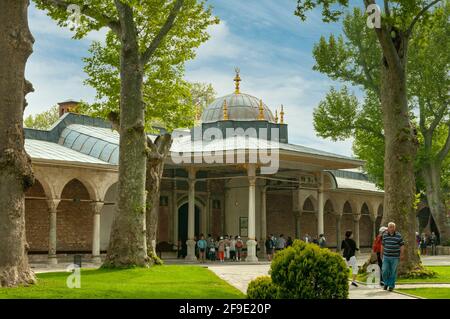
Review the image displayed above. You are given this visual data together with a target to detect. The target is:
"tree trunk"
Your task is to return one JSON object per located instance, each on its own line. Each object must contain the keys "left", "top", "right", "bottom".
{"left": 380, "top": 32, "right": 421, "bottom": 274}
{"left": 422, "top": 163, "right": 450, "bottom": 243}
{"left": 146, "top": 135, "right": 172, "bottom": 261}
{"left": 0, "top": 0, "right": 36, "bottom": 287}
{"left": 103, "top": 1, "right": 148, "bottom": 268}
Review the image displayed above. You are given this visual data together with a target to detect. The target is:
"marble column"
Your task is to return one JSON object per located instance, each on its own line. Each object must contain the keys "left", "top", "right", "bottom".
{"left": 91, "top": 202, "right": 103, "bottom": 263}
{"left": 335, "top": 213, "right": 342, "bottom": 252}
{"left": 47, "top": 199, "right": 60, "bottom": 265}
{"left": 317, "top": 172, "right": 324, "bottom": 236}
{"left": 185, "top": 167, "right": 197, "bottom": 261}
{"left": 260, "top": 185, "right": 267, "bottom": 258}
{"left": 246, "top": 164, "right": 258, "bottom": 262}
{"left": 223, "top": 186, "right": 228, "bottom": 235}
{"left": 203, "top": 180, "right": 210, "bottom": 235}
{"left": 353, "top": 214, "right": 361, "bottom": 254}
{"left": 172, "top": 179, "right": 178, "bottom": 246}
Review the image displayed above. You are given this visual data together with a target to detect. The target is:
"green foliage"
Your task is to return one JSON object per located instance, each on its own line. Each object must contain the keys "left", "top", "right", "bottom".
{"left": 269, "top": 241, "right": 348, "bottom": 299}
{"left": 313, "top": 86, "right": 358, "bottom": 141}
{"left": 399, "top": 267, "right": 437, "bottom": 280}
{"left": 295, "top": 0, "right": 438, "bottom": 31}
{"left": 312, "top": 8, "right": 380, "bottom": 93}
{"left": 246, "top": 276, "right": 278, "bottom": 299}
{"left": 311, "top": 4, "right": 449, "bottom": 191}
{"left": 35, "top": 0, "right": 219, "bottom": 132}
{"left": 24, "top": 105, "right": 59, "bottom": 130}
{"left": 190, "top": 82, "right": 216, "bottom": 119}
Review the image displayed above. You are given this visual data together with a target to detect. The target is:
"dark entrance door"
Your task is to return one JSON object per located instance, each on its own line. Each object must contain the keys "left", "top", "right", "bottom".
{"left": 178, "top": 203, "right": 200, "bottom": 257}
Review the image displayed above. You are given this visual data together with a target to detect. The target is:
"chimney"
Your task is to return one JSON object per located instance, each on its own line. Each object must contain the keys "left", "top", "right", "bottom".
{"left": 58, "top": 100, "right": 79, "bottom": 117}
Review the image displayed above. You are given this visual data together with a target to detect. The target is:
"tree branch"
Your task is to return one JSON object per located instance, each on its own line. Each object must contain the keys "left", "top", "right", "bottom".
{"left": 384, "top": 0, "right": 391, "bottom": 18}
{"left": 406, "top": 0, "right": 443, "bottom": 37}
{"left": 353, "top": 32, "right": 380, "bottom": 97}
{"left": 364, "top": 0, "right": 403, "bottom": 74}
{"left": 39, "top": 0, "right": 121, "bottom": 35}
{"left": 156, "top": 134, "right": 173, "bottom": 155}
{"left": 428, "top": 102, "right": 448, "bottom": 135}
{"left": 146, "top": 134, "right": 172, "bottom": 160}
{"left": 140, "top": 0, "right": 184, "bottom": 66}
{"left": 436, "top": 122, "right": 450, "bottom": 164}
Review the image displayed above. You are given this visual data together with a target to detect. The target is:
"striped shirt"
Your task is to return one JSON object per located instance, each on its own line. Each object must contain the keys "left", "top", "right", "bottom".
{"left": 382, "top": 231, "right": 404, "bottom": 258}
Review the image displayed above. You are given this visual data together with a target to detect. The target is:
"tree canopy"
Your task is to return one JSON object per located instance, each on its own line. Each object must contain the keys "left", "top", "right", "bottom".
{"left": 24, "top": 104, "right": 59, "bottom": 130}
{"left": 312, "top": 6, "right": 449, "bottom": 189}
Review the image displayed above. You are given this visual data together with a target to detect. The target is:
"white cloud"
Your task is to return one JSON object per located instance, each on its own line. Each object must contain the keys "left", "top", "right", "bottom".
{"left": 194, "top": 21, "right": 243, "bottom": 60}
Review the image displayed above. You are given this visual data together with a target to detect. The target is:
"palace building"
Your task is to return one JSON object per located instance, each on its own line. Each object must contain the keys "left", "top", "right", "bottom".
{"left": 24, "top": 73, "right": 384, "bottom": 263}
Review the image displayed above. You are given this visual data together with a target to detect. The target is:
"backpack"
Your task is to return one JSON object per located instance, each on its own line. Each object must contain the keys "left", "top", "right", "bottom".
{"left": 235, "top": 240, "right": 243, "bottom": 249}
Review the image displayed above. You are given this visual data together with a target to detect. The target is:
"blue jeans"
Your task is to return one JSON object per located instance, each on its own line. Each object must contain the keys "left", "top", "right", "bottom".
{"left": 382, "top": 256, "right": 400, "bottom": 288}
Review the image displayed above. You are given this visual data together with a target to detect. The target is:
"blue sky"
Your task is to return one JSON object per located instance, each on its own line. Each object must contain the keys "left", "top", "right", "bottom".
{"left": 25, "top": 0, "right": 364, "bottom": 156}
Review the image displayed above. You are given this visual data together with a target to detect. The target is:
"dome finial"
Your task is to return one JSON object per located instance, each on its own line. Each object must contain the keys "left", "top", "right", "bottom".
{"left": 223, "top": 99, "right": 229, "bottom": 120}
{"left": 275, "top": 110, "right": 279, "bottom": 123}
{"left": 234, "top": 67, "right": 241, "bottom": 94}
{"left": 258, "top": 99, "right": 265, "bottom": 120}
{"left": 280, "top": 104, "right": 284, "bottom": 124}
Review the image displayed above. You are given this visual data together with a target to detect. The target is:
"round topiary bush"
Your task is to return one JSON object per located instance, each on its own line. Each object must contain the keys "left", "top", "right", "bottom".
{"left": 246, "top": 276, "right": 278, "bottom": 299}
{"left": 269, "top": 240, "right": 349, "bottom": 299}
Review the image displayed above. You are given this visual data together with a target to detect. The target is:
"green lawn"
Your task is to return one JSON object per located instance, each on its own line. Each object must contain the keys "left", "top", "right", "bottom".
{"left": 397, "top": 288, "right": 450, "bottom": 299}
{"left": 396, "top": 266, "right": 450, "bottom": 284}
{"left": 0, "top": 265, "right": 244, "bottom": 299}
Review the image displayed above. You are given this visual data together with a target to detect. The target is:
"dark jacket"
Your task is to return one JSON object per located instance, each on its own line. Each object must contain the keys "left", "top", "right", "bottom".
{"left": 341, "top": 238, "right": 358, "bottom": 261}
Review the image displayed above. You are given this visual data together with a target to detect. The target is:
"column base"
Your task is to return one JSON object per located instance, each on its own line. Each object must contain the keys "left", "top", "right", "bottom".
{"left": 92, "top": 256, "right": 102, "bottom": 264}
{"left": 185, "top": 239, "right": 197, "bottom": 262}
{"left": 48, "top": 255, "right": 58, "bottom": 265}
{"left": 245, "top": 240, "right": 258, "bottom": 262}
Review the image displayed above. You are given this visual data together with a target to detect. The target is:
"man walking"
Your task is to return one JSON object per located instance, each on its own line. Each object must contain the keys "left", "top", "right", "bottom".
{"left": 381, "top": 222, "right": 404, "bottom": 291}
{"left": 341, "top": 230, "right": 359, "bottom": 287}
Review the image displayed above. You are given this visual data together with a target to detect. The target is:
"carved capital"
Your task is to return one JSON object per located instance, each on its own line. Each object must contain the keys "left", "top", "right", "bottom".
{"left": 46, "top": 199, "right": 60, "bottom": 214}
{"left": 91, "top": 202, "right": 104, "bottom": 215}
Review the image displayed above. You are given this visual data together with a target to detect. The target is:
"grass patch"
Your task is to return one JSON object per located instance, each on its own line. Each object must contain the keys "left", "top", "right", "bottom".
{"left": 398, "top": 266, "right": 450, "bottom": 284}
{"left": 0, "top": 265, "right": 244, "bottom": 299}
{"left": 397, "top": 288, "right": 450, "bottom": 299}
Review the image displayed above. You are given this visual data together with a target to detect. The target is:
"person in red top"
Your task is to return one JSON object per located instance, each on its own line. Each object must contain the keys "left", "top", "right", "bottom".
{"left": 373, "top": 226, "right": 387, "bottom": 286}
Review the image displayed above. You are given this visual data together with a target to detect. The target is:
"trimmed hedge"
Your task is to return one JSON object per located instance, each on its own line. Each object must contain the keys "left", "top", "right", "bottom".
{"left": 247, "top": 240, "right": 349, "bottom": 299}
{"left": 246, "top": 276, "right": 278, "bottom": 299}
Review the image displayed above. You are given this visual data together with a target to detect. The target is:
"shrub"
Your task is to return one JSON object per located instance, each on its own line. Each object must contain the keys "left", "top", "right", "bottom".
{"left": 149, "top": 251, "right": 164, "bottom": 265}
{"left": 246, "top": 276, "right": 278, "bottom": 299}
{"left": 399, "top": 267, "right": 437, "bottom": 279}
{"left": 269, "top": 240, "right": 349, "bottom": 299}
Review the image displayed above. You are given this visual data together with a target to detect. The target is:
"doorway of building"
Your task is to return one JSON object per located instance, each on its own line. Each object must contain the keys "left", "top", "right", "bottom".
{"left": 178, "top": 203, "right": 200, "bottom": 258}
